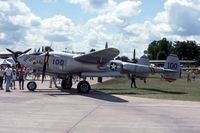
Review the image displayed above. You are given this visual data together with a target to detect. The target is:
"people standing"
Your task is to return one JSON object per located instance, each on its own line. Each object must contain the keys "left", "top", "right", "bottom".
{"left": 12, "top": 66, "right": 17, "bottom": 90}
{"left": 191, "top": 71, "right": 196, "bottom": 81}
{"left": 187, "top": 70, "right": 192, "bottom": 82}
{"left": 49, "top": 76, "right": 58, "bottom": 88}
{"left": 0, "top": 66, "right": 4, "bottom": 90}
{"left": 4, "top": 65, "right": 13, "bottom": 92}
{"left": 18, "top": 66, "right": 25, "bottom": 90}
{"left": 131, "top": 73, "right": 137, "bottom": 88}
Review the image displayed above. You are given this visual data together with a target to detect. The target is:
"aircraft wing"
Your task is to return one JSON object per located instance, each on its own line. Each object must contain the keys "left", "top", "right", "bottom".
{"left": 150, "top": 60, "right": 196, "bottom": 65}
{"left": 74, "top": 48, "right": 120, "bottom": 64}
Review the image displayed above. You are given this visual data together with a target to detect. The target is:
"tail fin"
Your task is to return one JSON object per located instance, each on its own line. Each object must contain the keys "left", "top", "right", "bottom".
{"left": 136, "top": 55, "right": 150, "bottom": 79}
{"left": 138, "top": 55, "right": 150, "bottom": 66}
{"left": 163, "top": 54, "right": 180, "bottom": 82}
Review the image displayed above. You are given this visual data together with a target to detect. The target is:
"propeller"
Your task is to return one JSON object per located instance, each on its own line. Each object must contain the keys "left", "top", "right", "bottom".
{"left": 6, "top": 48, "right": 31, "bottom": 61}
{"left": 41, "top": 51, "right": 49, "bottom": 83}
{"left": 132, "top": 48, "right": 137, "bottom": 63}
{"left": 23, "top": 48, "right": 32, "bottom": 54}
{"left": 105, "top": 42, "right": 108, "bottom": 49}
{"left": 37, "top": 48, "right": 40, "bottom": 52}
{"left": 42, "top": 46, "right": 44, "bottom": 52}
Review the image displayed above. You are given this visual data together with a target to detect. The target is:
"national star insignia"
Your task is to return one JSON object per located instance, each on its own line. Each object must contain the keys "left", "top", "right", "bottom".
{"left": 110, "top": 62, "right": 117, "bottom": 71}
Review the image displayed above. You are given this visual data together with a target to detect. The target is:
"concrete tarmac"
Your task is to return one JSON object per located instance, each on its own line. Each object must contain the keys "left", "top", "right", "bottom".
{"left": 0, "top": 79, "right": 200, "bottom": 133}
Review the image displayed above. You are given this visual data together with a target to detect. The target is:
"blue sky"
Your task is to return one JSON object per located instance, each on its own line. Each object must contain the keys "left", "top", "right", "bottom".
{"left": 22, "top": 0, "right": 165, "bottom": 23}
{"left": 0, "top": 0, "right": 200, "bottom": 58}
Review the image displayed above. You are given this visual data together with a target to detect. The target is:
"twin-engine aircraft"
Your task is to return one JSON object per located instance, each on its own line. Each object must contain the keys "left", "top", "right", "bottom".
{"left": 17, "top": 48, "right": 180, "bottom": 93}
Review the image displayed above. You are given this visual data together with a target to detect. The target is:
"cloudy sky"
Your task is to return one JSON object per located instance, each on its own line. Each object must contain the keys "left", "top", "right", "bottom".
{"left": 0, "top": 0, "right": 200, "bottom": 58}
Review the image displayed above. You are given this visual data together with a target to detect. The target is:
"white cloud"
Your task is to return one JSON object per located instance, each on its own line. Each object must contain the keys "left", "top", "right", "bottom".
{"left": 165, "top": 0, "right": 200, "bottom": 35}
{"left": 0, "top": 0, "right": 42, "bottom": 48}
{"left": 1, "top": 0, "right": 200, "bottom": 59}
{"left": 0, "top": 1, "right": 10, "bottom": 12}
{"left": 41, "top": 15, "right": 75, "bottom": 42}
{"left": 0, "top": 33, "right": 6, "bottom": 40}
{"left": 68, "top": 0, "right": 108, "bottom": 10}
{"left": 134, "top": 0, "right": 200, "bottom": 51}
{"left": 115, "top": 1, "right": 141, "bottom": 18}
{"left": 71, "top": 0, "right": 141, "bottom": 55}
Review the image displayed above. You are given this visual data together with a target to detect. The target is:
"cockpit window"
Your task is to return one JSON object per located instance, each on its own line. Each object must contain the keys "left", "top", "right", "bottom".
{"left": 30, "top": 52, "right": 43, "bottom": 55}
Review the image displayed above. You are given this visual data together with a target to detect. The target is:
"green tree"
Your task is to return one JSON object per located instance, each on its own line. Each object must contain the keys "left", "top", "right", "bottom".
{"left": 173, "top": 40, "right": 199, "bottom": 60}
{"left": 148, "top": 38, "right": 173, "bottom": 60}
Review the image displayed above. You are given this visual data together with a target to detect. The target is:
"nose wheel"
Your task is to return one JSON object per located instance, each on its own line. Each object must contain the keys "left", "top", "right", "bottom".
{"left": 27, "top": 81, "right": 37, "bottom": 91}
{"left": 77, "top": 81, "right": 91, "bottom": 93}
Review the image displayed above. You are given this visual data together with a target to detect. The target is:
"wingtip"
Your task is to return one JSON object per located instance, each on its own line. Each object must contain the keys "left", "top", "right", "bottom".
{"left": 108, "top": 48, "right": 120, "bottom": 55}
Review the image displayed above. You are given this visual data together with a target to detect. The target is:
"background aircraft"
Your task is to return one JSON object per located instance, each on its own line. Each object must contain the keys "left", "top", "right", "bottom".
{"left": 17, "top": 48, "right": 180, "bottom": 93}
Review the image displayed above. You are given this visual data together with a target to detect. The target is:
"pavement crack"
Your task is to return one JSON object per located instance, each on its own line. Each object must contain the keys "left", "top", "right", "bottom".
{"left": 65, "top": 104, "right": 100, "bottom": 133}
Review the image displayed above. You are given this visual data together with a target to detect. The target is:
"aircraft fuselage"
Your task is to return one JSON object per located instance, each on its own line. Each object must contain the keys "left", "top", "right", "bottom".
{"left": 18, "top": 52, "right": 100, "bottom": 75}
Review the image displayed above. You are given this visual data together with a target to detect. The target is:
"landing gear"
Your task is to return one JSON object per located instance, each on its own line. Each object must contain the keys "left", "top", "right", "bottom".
{"left": 27, "top": 81, "right": 37, "bottom": 91}
{"left": 61, "top": 77, "right": 72, "bottom": 90}
{"left": 77, "top": 80, "right": 91, "bottom": 93}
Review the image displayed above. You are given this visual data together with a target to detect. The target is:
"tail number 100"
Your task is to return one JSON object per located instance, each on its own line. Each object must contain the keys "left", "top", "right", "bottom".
{"left": 167, "top": 63, "right": 177, "bottom": 69}
{"left": 53, "top": 59, "right": 64, "bottom": 66}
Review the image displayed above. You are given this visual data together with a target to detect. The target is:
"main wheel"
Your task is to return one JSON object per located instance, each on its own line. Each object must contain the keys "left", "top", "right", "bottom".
{"left": 27, "top": 81, "right": 37, "bottom": 91}
{"left": 77, "top": 81, "right": 91, "bottom": 93}
{"left": 61, "top": 79, "right": 72, "bottom": 89}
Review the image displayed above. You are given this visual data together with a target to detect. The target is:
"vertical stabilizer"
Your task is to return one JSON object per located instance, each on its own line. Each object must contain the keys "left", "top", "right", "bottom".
{"left": 163, "top": 54, "right": 180, "bottom": 82}
{"left": 136, "top": 55, "right": 150, "bottom": 78}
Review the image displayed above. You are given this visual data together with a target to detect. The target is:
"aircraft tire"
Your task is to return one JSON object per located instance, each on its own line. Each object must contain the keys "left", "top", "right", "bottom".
{"left": 61, "top": 79, "right": 72, "bottom": 89}
{"left": 77, "top": 81, "right": 91, "bottom": 93}
{"left": 27, "top": 81, "right": 37, "bottom": 91}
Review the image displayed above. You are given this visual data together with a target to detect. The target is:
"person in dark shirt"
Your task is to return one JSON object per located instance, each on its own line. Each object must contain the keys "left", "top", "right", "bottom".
{"left": 18, "top": 67, "right": 25, "bottom": 90}
{"left": 131, "top": 73, "right": 137, "bottom": 88}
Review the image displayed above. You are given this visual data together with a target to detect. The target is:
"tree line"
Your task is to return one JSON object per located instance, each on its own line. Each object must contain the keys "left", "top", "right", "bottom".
{"left": 147, "top": 38, "right": 200, "bottom": 65}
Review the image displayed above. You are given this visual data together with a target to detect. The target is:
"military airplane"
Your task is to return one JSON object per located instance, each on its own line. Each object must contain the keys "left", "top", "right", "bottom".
{"left": 17, "top": 48, "right": 180, "bottom": 93}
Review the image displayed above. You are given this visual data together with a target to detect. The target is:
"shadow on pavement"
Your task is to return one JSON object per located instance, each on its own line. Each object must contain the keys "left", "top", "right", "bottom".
{"left": 139, "top": 88, "right": 187, "bottom": 94}
{"left": 24, "top": 87, "right": 128, "bottom": 103}
{"left": 82, "top": 90, "right": 128, "bottom": 103}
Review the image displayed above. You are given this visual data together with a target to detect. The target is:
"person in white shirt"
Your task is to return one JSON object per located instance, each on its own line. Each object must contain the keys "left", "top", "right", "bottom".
{"left": 4, "top": 65, "right": 13, "bottom": 92}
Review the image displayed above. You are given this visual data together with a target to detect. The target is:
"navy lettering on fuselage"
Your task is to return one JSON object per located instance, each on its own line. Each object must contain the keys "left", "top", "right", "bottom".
{"left": 52, "top": 59, "right": 64, "bottom": 66}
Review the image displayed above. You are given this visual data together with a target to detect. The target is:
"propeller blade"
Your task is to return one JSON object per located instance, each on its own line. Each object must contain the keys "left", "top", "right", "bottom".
{"left": 23, "top": 48, "right": 32, "bottom": 54}
{"left": 42, "top": 46, "right": 44, "bottom": 52}
{"left": 105, "top": 42, "right": 108, "bottom": 49}
{"left": 132, "top": 48, "right": 137, "bottom": 63}
{"left": 6, "top": 48, "right": 15, "bottom": 54}
{"left": 37, "top": 48, "right": 40, "bottom": 52}
{"left": 6, "top": 49, "right": 18, "bottom": 61}
{"left": 41, "top": 52, "right": 49, "bottom": 83}
{"left": 133, "top": 49, "right": 136, "bottom": 60}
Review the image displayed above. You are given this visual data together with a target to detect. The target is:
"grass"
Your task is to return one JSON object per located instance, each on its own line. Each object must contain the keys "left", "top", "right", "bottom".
{"left": 92, "top": 73, "right": 200, "bottom": 101}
